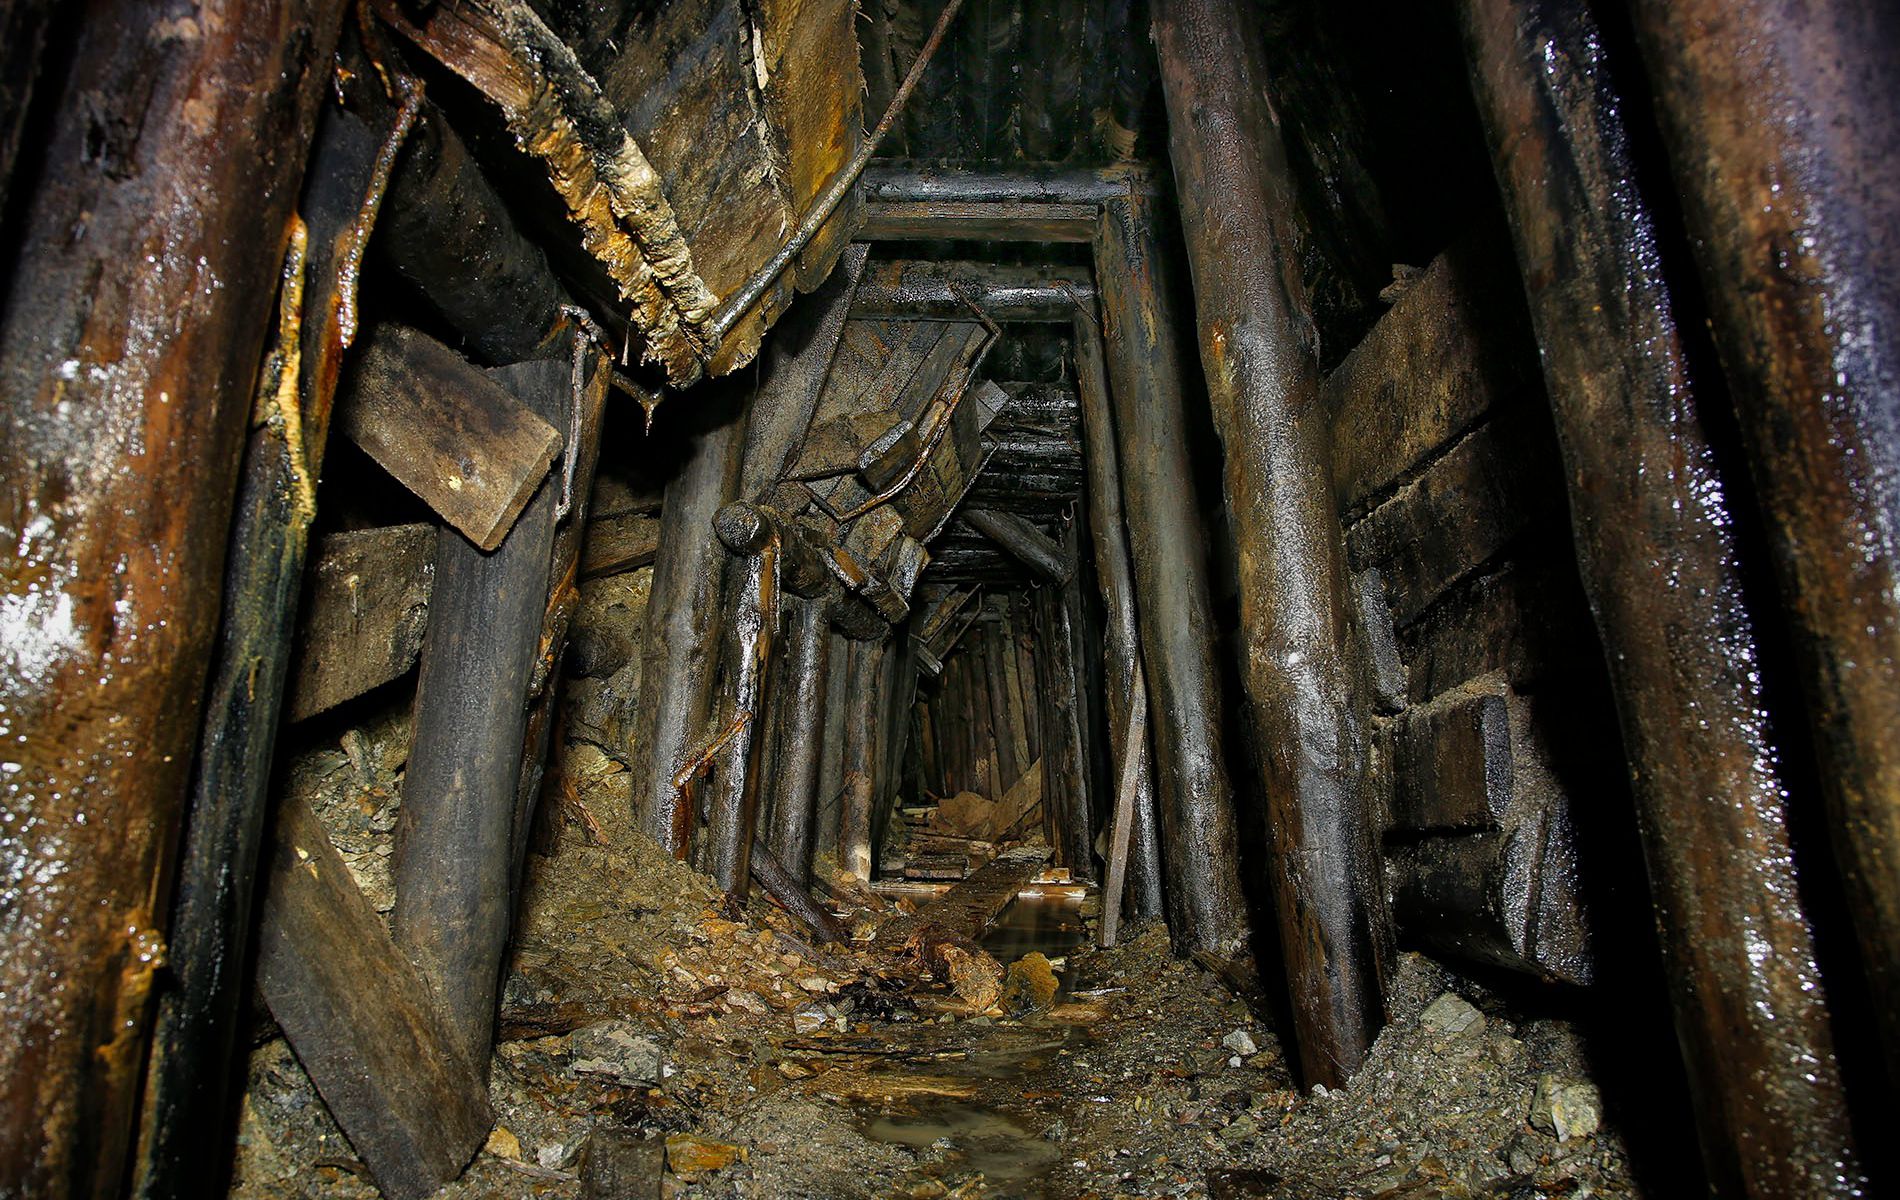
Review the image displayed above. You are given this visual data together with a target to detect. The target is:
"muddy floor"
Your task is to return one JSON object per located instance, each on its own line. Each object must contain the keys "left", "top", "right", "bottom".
{"left": 232, "top": 700, "right": 1646, "bottom": 1200}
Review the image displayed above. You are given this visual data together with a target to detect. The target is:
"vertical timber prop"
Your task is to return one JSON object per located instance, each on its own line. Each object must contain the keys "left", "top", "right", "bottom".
{"left": 839, "top": 634, "right": 891, "bottom": 882}
{"left": 1038, "top": 532, "right": 1099, "bottom": 882}
{"left": 767, "top": 572, "right": 836, "bottom": 887}
{"left": 1075, "top": 313, "right": 1164, "bottom": 918}
{"left": 1092, "top": 193, "right": 1252, "bottom": 969}
{"left": 135, "top": 92, "right": 421, "bottom": 1200}
{"left": 704, "top": 503, "right": 783, "bottom": 895}
{"left": 631, "top": 401, "right": 748, "bottom": 856}
{"left": 512, "top": 336, "right": 613, "bottom": 887}
{"left": 0, "top": 2, "right": 346, "bottom": 1193}
{"left": 1625, "top": 0, "right": 1900, "bottom": 1089}
{"left": 1459, "top": 0, "right": 1865, "bottom": 1192}
{"left": 390, "top": 358, "right": 570, "bottom": 1074}
{"left": 1154, "top": 0, "right": 1389, "bottom": 1088}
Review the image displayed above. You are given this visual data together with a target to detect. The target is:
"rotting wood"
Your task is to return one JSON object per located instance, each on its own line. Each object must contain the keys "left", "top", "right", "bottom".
{"left": 839, "top": 634, "right": 891, "bottom": 881}
{"left": 338, "top": 324, "right": 564, "bottom": 551}
{"left": 375, "top": 0, "right": 720, "bottom": 383}
{"left": 580, "top": 512, "right": 662, "bottom": 579}
{"left": 1345, "top": 407, "right": 1559, "bottom": 628}
{"left": 964, "top": 510, "right": 1073, "bottom": 585}
{"left": 898, "top": 848, "right": 1052, "bottom": 943}
{"left": 511, "top": 340, "right": 613, "bottom": 895}
{"left": 1075, "top": 311, "right": 1163, "bottom": 918}
{"left": 1626, "top": 0, "right": 1900, "bottom": 1094}
{"left": 355, "top": 82, "right": 569, "bottom": 366}
{"left": 1100, "top": 675, "right": 1150, "bottom": 948}
{"left": 255, "top": 797, "right": 491, "bottom": 1200}
{"left": 738, "top": 245, "right": 871, "bottom": 502}
{"left": 1093, "top": 192, "right": 1252, "bottom": 968}
{"left": 860, "top": 201, "right": 1099, "bottom": 244}
{"left": 705, "top": 503, "right": 782, "bottom": 895}
{"left": 1460, "top": 0, "right": 1865, "bottom": 1189}
{"left": 0, "top": 2, "right": 345, "bottom": 1191}
{"left": 136, "top": 94, "right": 420, "bottom": 1200}
{"left": 285, "top": 524, "right": 436, "bottom": 722}
{"left": 860, "top": 160, "right": 1161, "bottom": 206}
{"left": 390, "top": 359, "right": 567, "bottom": 1074}
{"left": 1323, "top": 233, "right": 1534, "bottom": 516}
{"left": 1155, "top": 0, "right": 1389, "bottom": 1088}
{"left": 766, "top": 589, "right": 834, "bottom": 886}
{"left": 851, "top": 261, "right": 1096, "bottom": 324}
{"left": 630, "top": 392, "right": 748, "bottom": 856}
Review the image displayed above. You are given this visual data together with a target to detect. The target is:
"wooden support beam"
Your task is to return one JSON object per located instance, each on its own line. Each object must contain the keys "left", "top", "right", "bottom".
{"left": 286, "top": 524, "right": 436, "bottom": 722}
{"left": 705, "top": 504, "right": 782, "bottom": 895}
{"left": 839, "top": 634, "right": 890, "bottom": 881}
{"left": 963, "top": 509, "right": 1073, "bottom": 584}
{"left": 510, "top": 344, "right": 611, "bottom": 895}
{"left": 1459, "top": 0, "right": 1866, "bottom": 1189}
{"left": 135, "top": 101, "right": 415, "bottom": 1200}
{"left": 0, "top": 2, "right": 345, "bottom": 1190}
{"left": 738, "top": 244, "right": 870, "bottom": 501}
{"left": 390, "top": 359, "right": 566, "bottom": 1073}
{"left": 851, "top": 260, "right": 1094, "bottom": 323}
{"left": 629, "top": 396, "right": 747, "bottom": 856}
{"left": 1076, "top": 313, "right": 1164, "bottom": 919}
{"left": 338, "top": 325, "right": 564, "bottom": 551}
{"left": 255, "top": 798, "right": 491, "bottom": 1200}
{"left": 1627, "top": 0, "right": 1900, "bottom": 1094}
{"left": 1038, "top": 540, "right": 1098, "bottom": 882}
{"left": 860, "top": 201, "right": 1098, "bottom": 244}
{"left": 766, "top": 591, "right": 834, "bottom": 886}
{"left": 365, "top": 91, "right": 568, "bottom": 366}
{"left": 861, "top": 160, "right": 1160, "bottom": 206}
{"left": 580, "top": 512, "right": 662, "bottom": 580}
{"left": 1092, "top": 193, "right": 1252, "bottom": 969}
{"left": 900, "top": 848, "right": 1052, "bottom": 942}
{"left": 1323, "top": 235, "right": 1534, "bottom": 515}
{"left": 1155, "top": 0, "right": 1389, "bottom": 1088}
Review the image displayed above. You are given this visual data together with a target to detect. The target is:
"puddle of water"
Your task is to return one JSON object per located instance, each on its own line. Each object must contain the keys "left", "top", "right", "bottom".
{"left": 865, "top": 1104, "right": 1063, "bottom": 1182}
{"left": 852, "top": 895, "right": 1095, "bottom": 1195}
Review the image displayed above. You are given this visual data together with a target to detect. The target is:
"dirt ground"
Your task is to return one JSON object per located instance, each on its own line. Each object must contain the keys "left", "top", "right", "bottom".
{"left": 232, "top": 703, "right": 1645, "bottom": 1200}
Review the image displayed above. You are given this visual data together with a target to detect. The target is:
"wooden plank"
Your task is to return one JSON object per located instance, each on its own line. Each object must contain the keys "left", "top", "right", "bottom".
{"left": 906, "top": 848, "right": 1051, "bottom": 942}
{"left": 580, "top": 512, "right": 662, "bottom": 580}
{"left": 1345, "top": 406, "right": 1559, "bottom": 626}
{"left": 1388, "top": 677, "right": 1513, "bottom": 835}
{"left": 287, "top": 525, "right": 436, "bottom": 722}
{"left": 859, "top": 200, "right": 1098, "bottom": 243}
{"left": 964, "top": 509, "right": 1072, "bottom": 584}
{"left": 257, "top": 797, "right": 490, "bottom": 1200}
{"left": 851, "top": 260, "right": 1093, "bottom": 323}
{"left": 1324, "top": 234, "right": 1534, "bottom": 513}
{"left": 338, "top": 324, "right": 563, "bottom": 550}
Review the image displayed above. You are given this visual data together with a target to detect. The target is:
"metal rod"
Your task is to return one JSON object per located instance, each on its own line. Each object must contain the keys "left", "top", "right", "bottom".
{"left": 703, "top": 0, "right": 968, "bottom": 350}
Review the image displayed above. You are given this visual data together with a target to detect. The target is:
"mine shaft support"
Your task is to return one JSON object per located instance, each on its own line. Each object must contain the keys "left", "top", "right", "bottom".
{"left": 630, "top": 397, "right": 748, "bottom": 856}
{"left": 1154, "top": 0, "right": 1390, "bottom": 1089}
{"left": 838, "top": 632, "right": 892, "bottom": 882}
{"left": 135, "top": 100, "right": 417, "bottom": 1200}
{"left": 1075, "top": 311, "right": 1165, "bottom": 922}
{"left": 1626, "top": 0, "right": 1900, "bottom": 1093}
{"left": 964, "top": 509, "right": 1073, "bottom": 585}
{"left": 705, "top": 503, "right": 783, "bottom": 895}
{"left": 389, "top": 358, "right": 569, "bottom": 1073}
{"left": 1459, "top": 0, "right": 1867, "bottom": 1192}
{"left": 0, "top": 2, "right": 346, "bottom": 1193}
{"left": 766, "top": 586, "right": 835, "bottom": 887}
{"left": 1093, "top": 194, "right": 1253, "bottom": 971}
{"left": 850, "top": 261, "right": 1096, "bottom": 324}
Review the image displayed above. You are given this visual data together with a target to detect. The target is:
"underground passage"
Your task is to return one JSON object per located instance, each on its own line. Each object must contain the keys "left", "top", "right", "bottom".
{"left": 2, "top": 0, "right": 1898, "bottom": 1197}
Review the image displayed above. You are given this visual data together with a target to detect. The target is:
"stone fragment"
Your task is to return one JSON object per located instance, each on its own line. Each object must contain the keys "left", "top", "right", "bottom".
{"left": 1221, "top": 1029, "right": 1259, "bottom": 1056}
{"left": 1529, "top": 1075, "right": 1602, "bottom": 1141}
{"left": 569, "top": 1021, "right": 664, "bottom": 1085}
{"left": 1419, "top": 992, "right": 1486, "bottom": 1036}
{"left": 665, "top": 1134, "right": 742, "bottom": 1177}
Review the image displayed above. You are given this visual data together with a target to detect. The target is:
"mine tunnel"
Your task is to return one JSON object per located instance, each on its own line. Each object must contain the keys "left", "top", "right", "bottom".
{"left": 2, "top": 0, "right": 1898, "bottom": 1197}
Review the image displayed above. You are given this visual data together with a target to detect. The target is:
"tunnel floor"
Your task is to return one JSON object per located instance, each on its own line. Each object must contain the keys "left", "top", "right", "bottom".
{"left": 226, "top": 711, "right": 1643, "bottom": 1199}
